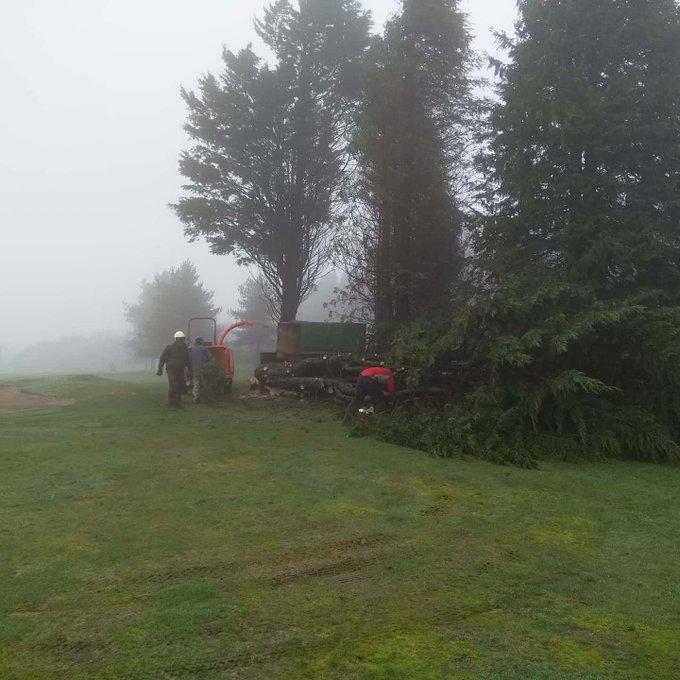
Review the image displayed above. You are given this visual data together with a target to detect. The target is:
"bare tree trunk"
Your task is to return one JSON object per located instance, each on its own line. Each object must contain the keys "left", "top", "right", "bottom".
{"left": 280, "top": 276, "right": 300, "bottom": 322}
{"left": 373, "top": 191, "right": 394, "bottom": 344}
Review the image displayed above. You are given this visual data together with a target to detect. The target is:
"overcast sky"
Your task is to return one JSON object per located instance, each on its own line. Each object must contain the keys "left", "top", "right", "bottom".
{"left": 0, "top": 0, "right": 517, "bottom": 352}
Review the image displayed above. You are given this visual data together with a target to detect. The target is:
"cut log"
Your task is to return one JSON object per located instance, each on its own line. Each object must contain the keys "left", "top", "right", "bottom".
{"left": 324, "top": 378, "right": 356, "bottom": 393}
{"left": 264, "top": 377, "right": 328, "bottom": 395}
{"left": 255, "top": 355, "right": 387, "bottom": 382}
{"left": 255, "top": 362, "right": 293, "bottom": 380}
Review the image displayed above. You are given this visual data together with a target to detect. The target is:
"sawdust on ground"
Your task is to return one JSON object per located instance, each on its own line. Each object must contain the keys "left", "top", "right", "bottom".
{"left": 0, "top": 386, "right": 75, "bottom": 413}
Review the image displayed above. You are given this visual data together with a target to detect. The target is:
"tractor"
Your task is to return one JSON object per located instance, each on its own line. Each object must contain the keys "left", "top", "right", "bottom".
{"left": 187, "top": 317, "right": 253, "bottom": 394}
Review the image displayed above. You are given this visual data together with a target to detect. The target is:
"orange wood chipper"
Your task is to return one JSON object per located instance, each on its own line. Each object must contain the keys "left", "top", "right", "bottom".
{"left": 188, "top": 317, "right": 253, "bottom": 392}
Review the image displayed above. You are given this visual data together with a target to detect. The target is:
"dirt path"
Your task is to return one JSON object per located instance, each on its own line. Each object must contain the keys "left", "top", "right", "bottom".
{"left": 0, "top": 386, "right": 74, "bottom": 413}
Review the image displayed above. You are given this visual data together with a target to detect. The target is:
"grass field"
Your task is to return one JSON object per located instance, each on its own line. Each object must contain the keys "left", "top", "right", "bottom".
{"left": 1, "top": 374, "right": 679, "bottom": 679}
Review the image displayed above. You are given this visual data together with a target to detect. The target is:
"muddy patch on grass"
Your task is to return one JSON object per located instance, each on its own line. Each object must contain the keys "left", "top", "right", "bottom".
{"left": 270, "top": 540, "right": 417, "bottom": 586}
{"left": 271, "top": 554, "right": 381, "bottom": 584}
{"left": 420, "top": 493, "right": 455, "bottom": 517}
{"left": 97, "top": 534, "right": 400, "bottom": 593}
{"left": 0, "top": 386, "right": 75, "bottom": 413}
{"left": 328, "top": 532, "right": 391, "bottom": 552}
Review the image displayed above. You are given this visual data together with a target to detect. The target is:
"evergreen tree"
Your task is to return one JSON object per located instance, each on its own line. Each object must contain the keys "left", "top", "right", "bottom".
{"left": 345, "top": 0, "right": 473, "bottom": 339}
{"left": 124, "top": 261, "right": 220, "bottom": 359}
{"left": 229, "top": 277, "right": 277, "bottom": 363}
{"left": 482, "top": 0, "right": 680, "bottom": 293}
{"left": 174, "top": 0, "right": 370, "bottom": 322}
{"left": 444, "top": 0, "right": 680, "bottom": 460}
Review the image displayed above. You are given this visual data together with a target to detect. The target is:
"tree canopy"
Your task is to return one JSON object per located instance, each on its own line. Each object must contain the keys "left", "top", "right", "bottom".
{"left": 397, "top": 0, "right": 680, "bottom": 462}
{"left": 175, "top": 0, "right": 370, "bottom": 322}
{"left": 228, "top": 277, "right": 277, "bottom": 363}
{"left": 124, "top": 261, "right": 220, "bottom": 359}
{"left": 340, "top": 0, "right": 473, "bottom": 339}
{"left": 482, "top": 0, "right": 680, "bottom": 292}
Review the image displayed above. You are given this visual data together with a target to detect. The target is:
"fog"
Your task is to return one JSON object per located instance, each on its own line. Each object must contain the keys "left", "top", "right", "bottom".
{"left": 0, "top": 0, "right": 517, "bottom": 370}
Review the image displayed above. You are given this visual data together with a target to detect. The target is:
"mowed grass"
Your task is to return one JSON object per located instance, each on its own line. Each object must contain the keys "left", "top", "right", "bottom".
{"left": 1, "top": 375, "right": 679, "bottom": 679}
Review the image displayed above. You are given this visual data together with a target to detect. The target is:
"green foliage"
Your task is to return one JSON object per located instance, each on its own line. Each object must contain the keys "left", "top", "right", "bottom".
{"left": 197, "top": 358, "right": 229, "bottom": 402}
{"left": 376, "top": 0, "right": 680, "bottom": 466}
{"left": 480, "top": 0, "right": 680, "bottom": 289}
{"left": 229, "top": 277, "right": 276, "bottom": 364}
{"left": 124, "top": 261, "right": 220, "bottom": 359}
{"left": 175, "top": 0, "right": 370, "bottom": 322}
{"left": 385, "top": 283, "right": 680, "bottom": 464}
{"left": 342, "top": 0, "right": 474, "bottom": 339}
{"left": 363, "top": 405, "right": 540, "bottom": 469}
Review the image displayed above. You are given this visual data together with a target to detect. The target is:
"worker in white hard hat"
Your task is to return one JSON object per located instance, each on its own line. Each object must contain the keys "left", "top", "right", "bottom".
{"left": 157, "top": 331, "right": 192, "bottom": 408}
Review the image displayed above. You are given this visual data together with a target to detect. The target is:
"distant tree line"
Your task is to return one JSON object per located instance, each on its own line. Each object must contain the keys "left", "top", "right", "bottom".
{"left": 7, "top": 333, "right": 145, "bottom": 375}
{"left": 123, "top": 263, "right": 345, "bottom": 365}
{"left": 124, "top": 261, "right": 220, "bottom": 357}
{"left": 174, "top": 0, "right": 680, "bottom": 463}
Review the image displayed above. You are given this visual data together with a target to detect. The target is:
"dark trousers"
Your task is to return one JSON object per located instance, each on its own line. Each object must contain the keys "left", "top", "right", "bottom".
{"left": 352, "top": 375, "right": 387, "bottom": 411}
{"left": 167, "top": 369, "right": 185, "bottom": 407}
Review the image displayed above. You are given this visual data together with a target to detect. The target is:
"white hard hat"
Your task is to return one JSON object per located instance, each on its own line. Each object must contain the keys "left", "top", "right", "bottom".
{"left": 174, "top": 331, "right": 186, "bottom": 339}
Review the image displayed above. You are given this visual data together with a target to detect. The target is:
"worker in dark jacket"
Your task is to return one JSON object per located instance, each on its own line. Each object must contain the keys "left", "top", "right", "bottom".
{"left": 157, "top": 331, "right": 192, "bottom": 408}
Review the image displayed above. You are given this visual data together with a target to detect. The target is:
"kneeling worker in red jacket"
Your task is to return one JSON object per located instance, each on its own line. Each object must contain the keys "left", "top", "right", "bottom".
{"left": 352, "top": 366, "right": 395, "bottom": 412}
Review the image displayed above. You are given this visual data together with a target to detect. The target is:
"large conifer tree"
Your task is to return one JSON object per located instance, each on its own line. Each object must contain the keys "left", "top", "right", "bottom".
{"left": 464, "top": 0, "right": 680, "bottom": 459}
{"left": 483, "top": 0, "right": 680, "bottom": 293}
{"left": 175, "top": 0, "right": 370, "bottom": 322}
{"left": 397, "top": 0, "right": 680, "bottom": 461}
{"left": 124, "top": 262, "right": 220, "bottom": 359}
{"left": 344, "top": 0, "right": 472, "bottom": 339}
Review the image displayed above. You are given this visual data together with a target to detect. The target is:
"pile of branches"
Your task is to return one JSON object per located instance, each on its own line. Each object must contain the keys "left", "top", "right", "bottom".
{"left": 254, "top": 354, "right": 448, "bottom": 408}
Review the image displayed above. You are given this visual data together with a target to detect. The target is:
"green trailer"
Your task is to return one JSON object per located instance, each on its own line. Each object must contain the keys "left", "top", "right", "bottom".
{"left": 275, "top": 321, "right": 366, "bottom": 359}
